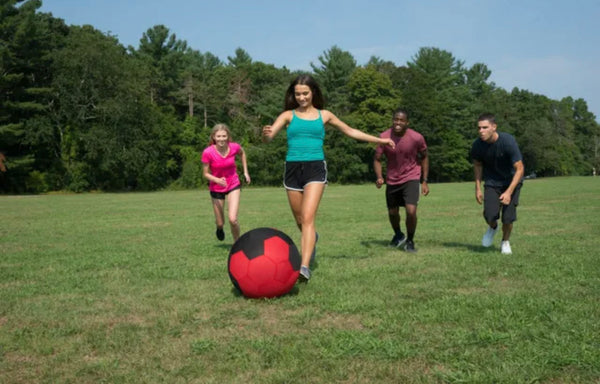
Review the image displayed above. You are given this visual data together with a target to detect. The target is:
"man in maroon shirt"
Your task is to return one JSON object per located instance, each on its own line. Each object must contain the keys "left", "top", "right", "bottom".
{"left": 374, "top": 108, "right": 429, "bottom": 252}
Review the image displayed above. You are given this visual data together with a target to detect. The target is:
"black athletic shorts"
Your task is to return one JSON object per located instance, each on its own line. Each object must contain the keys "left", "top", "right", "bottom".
{"left": 483, "top": 183, "right": 522, "bottom": 224}
{"left": 385, "top": 180, "right": 420, "bottom": 208}
{"left": 284, "top": 160, "right": 328, "bottom": 191}
{"left": 209, "top": 184, "right": 241, "bottom": 200}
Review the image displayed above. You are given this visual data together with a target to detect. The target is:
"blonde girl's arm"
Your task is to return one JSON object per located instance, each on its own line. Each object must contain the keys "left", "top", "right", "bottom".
{"left": 203, "top": 163, "right": 226, "bottom": 187}
{"left": 240, "top": 146, "right": 251, "bottom": 184}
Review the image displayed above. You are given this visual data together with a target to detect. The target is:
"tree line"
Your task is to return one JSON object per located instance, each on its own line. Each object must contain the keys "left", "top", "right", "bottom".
{"left": 2, "top": 0, "right": 599, "bottom": 193}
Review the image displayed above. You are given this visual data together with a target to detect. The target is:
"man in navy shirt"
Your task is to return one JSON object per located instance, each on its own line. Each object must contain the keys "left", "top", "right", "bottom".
{"left": 470, "top": 113, "right": 524, "bottom": 254}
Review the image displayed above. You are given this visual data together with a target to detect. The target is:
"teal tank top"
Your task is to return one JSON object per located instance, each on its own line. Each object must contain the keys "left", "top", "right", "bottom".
{"left": 286, "top": 110, "right": 325, "bottom": 161}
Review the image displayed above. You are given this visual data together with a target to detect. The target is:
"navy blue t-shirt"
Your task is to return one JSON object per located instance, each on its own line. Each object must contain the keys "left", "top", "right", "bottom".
{"left": 470, "top": 132, "right": 523, "bottom": 187}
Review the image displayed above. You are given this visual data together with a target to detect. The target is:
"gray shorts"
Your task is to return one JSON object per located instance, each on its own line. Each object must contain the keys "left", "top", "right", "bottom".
{"left": 483, "top": 183, "right": 522, "bottom": 224}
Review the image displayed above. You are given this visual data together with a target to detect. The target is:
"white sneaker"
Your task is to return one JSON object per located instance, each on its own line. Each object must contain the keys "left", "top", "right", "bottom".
{"left": 482, "top": 225, "right": 498, "bottom": 247}
{"left": 501, "top": 241, "right": 512, "bottom": 255}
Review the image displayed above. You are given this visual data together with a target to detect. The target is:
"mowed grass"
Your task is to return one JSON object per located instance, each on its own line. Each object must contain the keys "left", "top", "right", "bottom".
{"left": 1, "top": 177, "right": 599, "bottom": 383}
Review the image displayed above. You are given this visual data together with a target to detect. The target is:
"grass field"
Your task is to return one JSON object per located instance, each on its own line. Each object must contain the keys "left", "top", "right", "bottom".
{"left": 1, "top": 177, "right": 599, "bottom": 383}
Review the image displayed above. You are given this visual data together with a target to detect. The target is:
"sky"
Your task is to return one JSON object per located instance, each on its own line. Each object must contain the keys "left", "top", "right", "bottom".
{"left": 39, "top": 0, "right": 600, "bottom": 121}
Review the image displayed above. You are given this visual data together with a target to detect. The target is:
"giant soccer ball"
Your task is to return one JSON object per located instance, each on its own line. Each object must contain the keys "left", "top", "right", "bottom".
{"left": 228, "top": 227, "right": 301, "bottom": 298}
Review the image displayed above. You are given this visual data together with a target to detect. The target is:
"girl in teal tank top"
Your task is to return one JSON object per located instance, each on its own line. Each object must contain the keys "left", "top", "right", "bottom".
{"left": 286, "top": 110, "right": 325, "bottom": 161}
{"left": 262, "top": 74, "right": 395, "bottom": 282}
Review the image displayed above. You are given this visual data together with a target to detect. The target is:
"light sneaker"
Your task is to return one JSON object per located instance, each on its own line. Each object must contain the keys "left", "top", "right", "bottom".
{"left": 390, "top": 232, "right": 407, "bottom": 248}
{"left": 482, "top": 225, "right": 498, "bottom": 247}
{"left": 299, "top": 266, "right": 311, "bottom": 282}
{"left": 501, "top": 241, "right": 512, "bottom": 255}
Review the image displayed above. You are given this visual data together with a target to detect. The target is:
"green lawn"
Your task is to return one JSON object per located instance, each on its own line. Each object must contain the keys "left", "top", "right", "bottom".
{"left": 1, "top": 177, "right": 599, "bottom": 383}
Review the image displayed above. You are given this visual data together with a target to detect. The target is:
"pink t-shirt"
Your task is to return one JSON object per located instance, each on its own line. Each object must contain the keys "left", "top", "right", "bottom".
{"left": 201, "top": 142, "right": 242, "bottom": 193}
{"left": 375, "top": 128, "right": 427, "bottom": 185}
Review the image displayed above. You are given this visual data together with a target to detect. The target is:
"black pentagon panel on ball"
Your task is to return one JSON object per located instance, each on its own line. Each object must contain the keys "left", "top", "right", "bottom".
{"left": 287, "top": 244, "right": 301, "bottom": 270}
{"left": 229, "top": 227, "right": 277, "bottom": 260}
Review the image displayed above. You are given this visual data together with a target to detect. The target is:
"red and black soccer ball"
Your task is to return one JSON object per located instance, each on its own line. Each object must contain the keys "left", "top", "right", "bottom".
{"left": 228, "top": 227, "right": 301, "bottom": 298}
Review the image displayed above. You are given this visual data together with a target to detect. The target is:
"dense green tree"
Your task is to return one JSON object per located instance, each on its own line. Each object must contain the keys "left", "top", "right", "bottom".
{"left": 170, "top": 51, "right": 232, "bottom": 189}
{"left": 225, "top": 50, "right": 290, "bottom": 144}
{"left": 465, "top": 63, "right": 498, "bottom": 122}
{"left": 237, "top": 63, "right": 292, "bottom": 185}
{"left": 247, "top": 133, "right": 288, "bottom": 186}
{"left": 402, "top": 47, "right": 473, "bottom": 181}
{"left": 466, "top": 63, "right": 494, "bottom": 99}
{"left": 227, "top": 47, "right": 252, "bottom": 67}
{"left": 169, "top": 51, "right": 226, "bottom": 188}
{"left": 180, "top": 51, "right": 226, "bottom": 127}
{"left": 311, "top": 45, "right": 356, "bottom": 114}
{"left": 134, "top": 25, "right": 189, "bottom": 109}
{"left": 366, "top": 56, "right": 398, "bottom": 79}
{"left": 566, "top": 97, "right": 600, "bottom": 174}
{"left": 346, "top": 67, "right": 400, "bottom": 134}
{"left": 50, "top": 25, "right": 168, "bottom": 190}
{"left": 225, "top": 48, "right": 253, "bottom": 136}
{"left": 0, "top": 0, "right": 69, "bottom": 192}
{"left": 502, "top": 88, "right": 583, "bottom": 177}
{"left": 518, "top": 118, "right": 561, "bottom": 176}
{"left": 244, "top": 62, "right": 290, "bottom": 140}
{"left": 322, "top": 68, "right": 400, "bottom": 184}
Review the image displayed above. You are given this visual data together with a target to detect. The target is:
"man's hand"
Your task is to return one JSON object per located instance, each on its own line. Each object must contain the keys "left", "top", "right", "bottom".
{"left": 476, "top": 189, "right": 483, "bottom": 204}
{"left": 499, "top": 191, "right": 512, "bottom": 205}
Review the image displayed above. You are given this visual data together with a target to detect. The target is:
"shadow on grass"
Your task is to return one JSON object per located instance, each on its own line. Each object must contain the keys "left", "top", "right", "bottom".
{"left": 229, "top": 284, "right": 300, "bottom": 299}
{"left": 326, "top": 253, "right": 374, "bottom": 260}
{"left": 442, "top": 241, "right": 498, "bottom": 253}
{"left": 215, "top": 243, "right": 232, "bottom": 251}
{"left": 360, "top": 239, "right": 391, "bottom": 248}
{"left": 315, "top": 239, "right": 393, "bottom": 260}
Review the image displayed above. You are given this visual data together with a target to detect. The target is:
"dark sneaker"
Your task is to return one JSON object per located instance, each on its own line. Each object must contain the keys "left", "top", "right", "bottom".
{"left": 404, "top": 240, "right": 416, "bottom": 253}
{"left": 310, "top": 232, "right": 319, "bottom": 265}
{"left": 216, "top": 227, "right": 225, "bottom": 241}
{"left": 299, "top": 266, "right": 311, "bottom": 282}
{"left": 390, "top": 232, "right": 407, "bottom": 248}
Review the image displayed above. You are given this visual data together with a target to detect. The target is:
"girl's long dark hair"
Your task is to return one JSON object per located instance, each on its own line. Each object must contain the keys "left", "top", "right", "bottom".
{"left": 284, "top": 74, "right": 325, "bottom": 110}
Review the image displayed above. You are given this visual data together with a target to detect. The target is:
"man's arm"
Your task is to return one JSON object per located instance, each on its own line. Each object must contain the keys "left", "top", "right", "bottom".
{"left": 420, "top": 149, "right": 429, "bottom": 196}
{"left": 499, "top": 160, "right": 524, "bottom": 205}
{"left": 374, "top": 152, "right": 385, "bottom": 189}
{"left": 473, "top": 159, "right": 484, "bottom": 204}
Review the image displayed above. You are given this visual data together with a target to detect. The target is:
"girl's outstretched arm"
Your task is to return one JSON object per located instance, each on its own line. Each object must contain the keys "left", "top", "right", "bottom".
{"left": 322, "top": 110, "right": 395, "bottom": 149}
{"left": 262, "top": 110, "right": 292, "bottom": 142}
